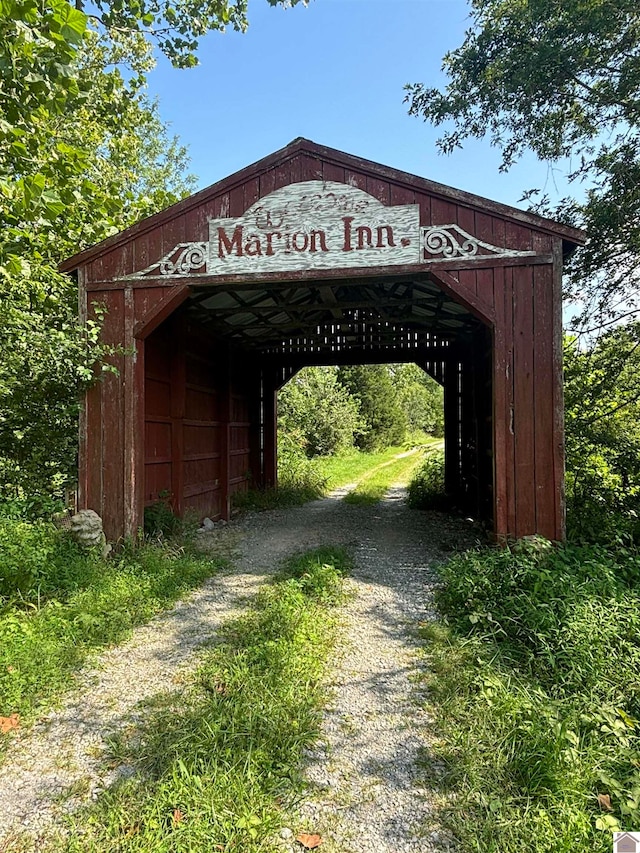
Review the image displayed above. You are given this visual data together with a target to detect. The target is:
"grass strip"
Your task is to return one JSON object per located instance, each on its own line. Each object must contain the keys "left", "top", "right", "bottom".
{"left": 0, "top": 525, "right": 223, "bottom": 731}
{"left": 417, "top": 539, "right": 640, "bottom": 852}
{"left": 232, "top": 443, "right": 441, "bottom": 512}
{"left": 231, "top": 481, "right": 325, "bottom": 512}
{"left": 315, "top": 444, "right": 409, "bottom": 489}
{"left": 55, "top": 546, "right": 352, "bottom": 853}
{"left": 342, "top": 446, "right": 435, "bottom": 505}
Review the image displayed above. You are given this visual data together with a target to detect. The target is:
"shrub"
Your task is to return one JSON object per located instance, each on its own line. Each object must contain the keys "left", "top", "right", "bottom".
{"left": 420, "top": 539, "right": 640, "bottom": 849}
{"left": 0, "top": 518, "right": 100, "bottom": 605}
{"left": 278, "top": 433, "right": 328, "bottom": 495}
{"left": 407, "top": 450, "right": 447, "bottom": 510}
{"left": 143, "top": 499, "right": 183, "bottom": 538}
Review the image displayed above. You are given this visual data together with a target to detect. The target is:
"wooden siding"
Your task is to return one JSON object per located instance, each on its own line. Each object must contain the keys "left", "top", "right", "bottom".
{"left": 143, "top": 318, "right": 254, "bottom": 524}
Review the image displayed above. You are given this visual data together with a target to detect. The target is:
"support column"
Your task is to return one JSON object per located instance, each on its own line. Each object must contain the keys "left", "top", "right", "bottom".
{"left": 443, "top": 357, "right": 461, "bottom": 503}
{"left": 248, "top": 362, "right": 263, "bottom": 487}
{"left": 123, "top": 286, "right": 146, "bottom": 540}
{"left": 262, "top": 368, "right": 278, "bottom": 488}
{"left": 220, "top": 344, "right": 231, "bottom": 519}
{"left": 169, "top": 316, "right": 186, "bottom": 520}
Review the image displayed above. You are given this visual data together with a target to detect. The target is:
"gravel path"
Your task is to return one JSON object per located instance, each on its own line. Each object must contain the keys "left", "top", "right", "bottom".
{"left": 0, "top": 486, "right": 477, "bottom": 852}
{"left": 288, "top": 487, "right": 475, "bottom": 853}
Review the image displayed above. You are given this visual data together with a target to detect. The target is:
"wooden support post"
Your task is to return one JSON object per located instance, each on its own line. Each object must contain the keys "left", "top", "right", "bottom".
{"left": 262, "top": 368, "right": 278, "bottom": 488}
{"left": 169, "top": 316, "right": 186, "bottom": 519}
{"left": 248, "top": 361, "right": 263, "bottom": 487}
{"left": 123, "top": 286, "right": 146, "bottom": 540}
{"left": 443, "top": 357, "right": 461, "bottom": 502}
{"left": 552, "top": 239, "right": 566, "bottom": 541}
{"left": 220, "top": 344, "right": 231, "bottom": 519}
{"left": 459, "top": 347, "right": 477, "bottom": 514}
{"left": 77, "top": 269, "right": 89, "bottom": 512}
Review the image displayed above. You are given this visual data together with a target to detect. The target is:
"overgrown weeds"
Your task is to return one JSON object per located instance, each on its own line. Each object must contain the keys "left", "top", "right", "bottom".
{"left": 55, "top": 547, "right": 351, "bottom": 852}
{"left": 0, "top": 519, "right": 223, "bottom": 733}
{"left": 407, "top": 449, "right": 449, "bottom": 511}
{"left": 418, "top": 539, "right": 640, "bottom": 851}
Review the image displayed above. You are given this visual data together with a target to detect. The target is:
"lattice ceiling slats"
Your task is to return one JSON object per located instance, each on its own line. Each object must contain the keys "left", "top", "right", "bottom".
{"left": 184, "top": 272, "right": 481, "bottom": 362}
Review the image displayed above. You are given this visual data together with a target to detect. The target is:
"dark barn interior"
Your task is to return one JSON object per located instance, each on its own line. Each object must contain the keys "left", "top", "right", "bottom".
{"left": 61, "top": 139, "right": 584, "bottom": 543}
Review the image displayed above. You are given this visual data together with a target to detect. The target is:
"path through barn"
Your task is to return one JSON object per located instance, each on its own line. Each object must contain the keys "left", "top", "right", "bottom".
{"left": 0, "top": 486, "right": 476, "bottom": 852}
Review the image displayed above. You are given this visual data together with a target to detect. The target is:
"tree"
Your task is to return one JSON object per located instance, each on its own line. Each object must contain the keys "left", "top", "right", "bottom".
{"left": 564, "top": 324, "right": 640, "bottom": 540}
{"left": 1, "top": 0, "right": 305, "bottom": 504}
{"left": 392, "top": 363, "right": 444, "bottom": 438}
{"left": 80, "top": 0, "right": 309, "bottom": 69}
{"left": 278, "top": 368, "right": 363, "bottom": 458}
{"left": 0, "top": 24, "right": 197, "bottom": 502}
{"left": 405, "top": 0, "right": 640, "bottom": 331}
{"left": 337, "top": 365, "right": 407, "bottom": 451}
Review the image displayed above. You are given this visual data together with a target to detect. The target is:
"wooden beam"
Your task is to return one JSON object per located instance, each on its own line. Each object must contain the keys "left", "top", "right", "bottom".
{"left": 429, "top": 269, "right": 495, "bottom": 327}
{"left": 133, "top": 283, "right": 191, "bottom": 340}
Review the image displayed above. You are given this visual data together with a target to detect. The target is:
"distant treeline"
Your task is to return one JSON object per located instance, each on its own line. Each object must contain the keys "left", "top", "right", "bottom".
{"left": 277, "top": 363, "right": 444, "bottom": 459}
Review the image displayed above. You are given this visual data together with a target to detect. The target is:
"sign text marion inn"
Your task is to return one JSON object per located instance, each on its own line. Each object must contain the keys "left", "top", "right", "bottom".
{"left": 128, "top": 181, "right": 536, "bottom": 280}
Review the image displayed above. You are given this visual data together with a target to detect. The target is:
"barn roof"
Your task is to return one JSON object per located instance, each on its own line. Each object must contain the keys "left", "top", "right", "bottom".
{"left": 60, "top": 137, "right": 585, "bottom": 273}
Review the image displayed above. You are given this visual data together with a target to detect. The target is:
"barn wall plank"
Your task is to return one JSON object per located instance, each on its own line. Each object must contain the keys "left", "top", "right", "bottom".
{"left": 532, "top": 259, "right": 556, "bottom": 538}
{"left": 100, "top": 288, "right": 125, "bottom": 539}
{"left": 513, "top": 265, "right": 536, "bottom": 537}
{"left": 552, "top": 238, "right": 566, "bottom": 540}
{"left": 323, "top": 161, "right": 345, "bottom": 183}
{"left": 504, "top": 267, "right": 517, "bottom": 536}
{"left": 492, "top": 267, "right": 508, "bottom": 540}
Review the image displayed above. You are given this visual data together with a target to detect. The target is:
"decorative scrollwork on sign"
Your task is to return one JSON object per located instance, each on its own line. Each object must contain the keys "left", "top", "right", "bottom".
{"left": 423, "top": 226, "right": 478, "bottom": 258}
{"left": 136, "top": 242, "right": 209, "bottom": 277}
{"left": 421, "top": 224, "right": 536, "bottom": 261}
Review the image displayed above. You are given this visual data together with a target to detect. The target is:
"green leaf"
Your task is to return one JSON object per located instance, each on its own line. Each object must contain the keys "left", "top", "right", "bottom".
{"left": 55, "top": 2, "right": 87, "bottom": 44}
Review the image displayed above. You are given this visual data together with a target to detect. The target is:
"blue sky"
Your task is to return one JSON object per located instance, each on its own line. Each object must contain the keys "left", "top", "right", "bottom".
{"left": 145, "top": 0, "right": 573, "bottom": 211}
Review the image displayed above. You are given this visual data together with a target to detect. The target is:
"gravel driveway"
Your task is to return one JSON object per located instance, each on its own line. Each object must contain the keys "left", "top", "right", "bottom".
{"left": 0, "top": 485, "right": 477, "bottom": 851}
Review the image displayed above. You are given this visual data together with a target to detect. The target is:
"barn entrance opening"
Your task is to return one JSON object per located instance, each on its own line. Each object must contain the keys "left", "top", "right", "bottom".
{"left": 275, "top": 361, "right": 446, "bottom": 505}
{"left": 143, "top": 270, "right": 493, "bottom": 527}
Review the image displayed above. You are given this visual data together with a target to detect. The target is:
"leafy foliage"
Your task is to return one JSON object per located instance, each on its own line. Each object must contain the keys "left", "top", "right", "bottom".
{"left": 407, "top": 449, "right": 447, "bottom": 510}
{"left": 233, "top": 434, "right": 328, "bottom": 512}
{"left": 337, "top": 364, "right": 407, "bottom": 452}
{"left": 278, "top": 367, "right": 363, "bottom": 457}
{"left": 0, "top": 13, "right": 197, "bottom": 500}
{"left": 1, "top": 0, "right": 305, "bottom": 504}
{"left": 406, "top": 0, "right": 640, "bottom": 329}
{"left": 83, "top": 0, "right": 309, "bottom": 69}
{"left": 419, "top": 539, "right": 640, "bottom": 849}
{"left": 144, "top": 498, "right": 184, "bottom": 539}
{"left": 564, "top": 325, "right": 640, "bottom": 542}
{"left": 393, "top": 363, "right": 444, "bottom": 438}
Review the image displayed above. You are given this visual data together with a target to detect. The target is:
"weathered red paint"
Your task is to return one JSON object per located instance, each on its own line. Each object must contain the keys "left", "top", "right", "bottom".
{"left": 62, "top": 139, "right": 585, "bottom": 543}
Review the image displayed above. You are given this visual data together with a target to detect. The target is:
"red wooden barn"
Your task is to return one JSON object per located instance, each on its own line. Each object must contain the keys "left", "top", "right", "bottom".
{"left": 61, "top": 139, "right": 585, "bottom": 543}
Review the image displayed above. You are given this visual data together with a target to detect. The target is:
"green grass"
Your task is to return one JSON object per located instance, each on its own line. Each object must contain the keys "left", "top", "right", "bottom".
{"left": 417, "top": 538, "right": 640, "bottom": 851}
{"left": 233, "top": 440, "right": 443, "bottom": 512}
{"left": 316, "top": 445, "right": 409, "bottom": 489}
{"left": 52, "top": 547, "right": 351, "bottom": 853}
{"left": 0, "top": 520, "right": 223, "bottom": 735}
{"left": 342, "top": 445, "right": 437, "bottom": 505}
